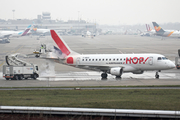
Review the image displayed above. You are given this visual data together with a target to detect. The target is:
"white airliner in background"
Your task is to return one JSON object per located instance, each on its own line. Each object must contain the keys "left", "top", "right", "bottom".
{"left": 0, "top": 25, "right": 31, "bottom": 43}
{"left": 32, "top": 27, "right": 50, "bottom": 36}
{"left": 49, "top": 30, "right": 175, "bottom": 79}
{"left": 82, "top": 31, "right": 93, "bottom": 37}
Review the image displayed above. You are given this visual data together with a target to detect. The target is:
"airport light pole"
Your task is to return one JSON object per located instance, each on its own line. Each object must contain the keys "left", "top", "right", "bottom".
{"left": 12, "top": 10, "right": 15, "bottom": 20}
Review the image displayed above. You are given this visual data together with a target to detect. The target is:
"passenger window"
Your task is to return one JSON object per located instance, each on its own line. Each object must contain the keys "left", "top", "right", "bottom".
{"left": 89, "top": 59, "right": 91, "bottom": 61}
{"left": 106, "top": 59, "right": 108, "bottom": 61}
{"left": 109, "top": 59, "right": 111, "bottom": 61}
{"left": 82, "top": 59, "right": 84, "bottom": 61}
{"left": 92, "top": 59, "right": 94, "bottom": 61}
{"left": 86, "top": 59, "right": 87, "bottom": 61}
{"left": 113, "top": 59, "right": 115, "bottom": 61}
{"left": 117, "top": 59, "right": 119, "bottom": 61}
{"left": 99, "top": 59, "right": 101, "bottom": 61}
{"left": 102, "top": 59, "right": 104, "bottom": 61}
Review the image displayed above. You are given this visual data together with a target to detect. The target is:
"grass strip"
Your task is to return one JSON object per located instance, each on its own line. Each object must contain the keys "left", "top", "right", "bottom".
{"left": 1, "top": 85, "right": 180, "bottom": 89}
{"left": 0, "top": 89, "right": 180, "bottom": 110}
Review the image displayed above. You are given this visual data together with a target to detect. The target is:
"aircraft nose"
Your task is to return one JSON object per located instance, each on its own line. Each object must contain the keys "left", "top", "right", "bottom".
{"left": 169, "top": 61, "right": 175, "bottom": 68}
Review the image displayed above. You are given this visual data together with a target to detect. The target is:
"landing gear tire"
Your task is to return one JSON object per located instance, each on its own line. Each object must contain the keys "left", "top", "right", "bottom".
{"left": 155, "top": 75, "right": 159, "bottom": 79}
{"left": 155, "top": 72, "right": 159, "bottom": 79}
{"left": 101, "top": 73, "right": 107, "bottom": 80}
{"left": 5, "top": 78, "right": 9, "bottom": 80}
{"left": 116, "top": 76, "right": 121, "bottom": 79}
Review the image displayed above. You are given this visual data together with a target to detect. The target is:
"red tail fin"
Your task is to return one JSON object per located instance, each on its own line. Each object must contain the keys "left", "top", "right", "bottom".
{"left": 50, "top": 30, "right": 70, "bottom": 56}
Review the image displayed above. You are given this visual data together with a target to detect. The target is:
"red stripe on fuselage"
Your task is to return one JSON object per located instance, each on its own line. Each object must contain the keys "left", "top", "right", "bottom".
{"left": 50, "top": 30, "right": 70, "bottom": 56}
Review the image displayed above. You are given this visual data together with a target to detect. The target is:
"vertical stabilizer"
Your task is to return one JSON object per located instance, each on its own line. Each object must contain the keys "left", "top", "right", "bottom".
{"left": 21, "top": 25, "right": 31, "bottom": 36}
{"left": 152, "top": 22, "right": 165, "bottom": 33}
{"left": 50, "top": 30, "right": 74, "bottom": 56}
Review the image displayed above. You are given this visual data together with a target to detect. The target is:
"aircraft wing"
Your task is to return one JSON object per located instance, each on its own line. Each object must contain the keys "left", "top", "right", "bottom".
{"left": 76, "top": 64, "right": 124, "bottom": 71}
{"left": 3, "top": 34, "right": 12, "bottom": 38}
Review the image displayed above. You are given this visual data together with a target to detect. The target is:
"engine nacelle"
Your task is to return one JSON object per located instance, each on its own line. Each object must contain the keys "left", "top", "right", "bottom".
{"left": 110, "top": 67, "right": 123, "bottom": 76}
{"left": 132, "top": 70, "right": 144, "bottom": 74}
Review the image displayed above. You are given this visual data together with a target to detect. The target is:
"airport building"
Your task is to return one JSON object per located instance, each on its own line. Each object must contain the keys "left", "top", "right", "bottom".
{"left": 0, "top": 12, "right": 98, "bottom": 35}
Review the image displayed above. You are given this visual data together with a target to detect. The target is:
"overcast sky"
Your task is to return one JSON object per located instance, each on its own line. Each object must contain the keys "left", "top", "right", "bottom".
{"left": 0, "top": 0, "right": 180, "bottom": 25}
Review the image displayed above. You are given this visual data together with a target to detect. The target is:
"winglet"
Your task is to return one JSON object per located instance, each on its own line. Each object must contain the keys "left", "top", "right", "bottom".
{"left": 50, "top": 30, "right": 71, "bottom": 56}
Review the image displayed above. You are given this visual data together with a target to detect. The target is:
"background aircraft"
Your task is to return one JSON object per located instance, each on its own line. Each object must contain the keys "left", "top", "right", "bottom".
{"left": 152, "top": 22, "right": 180, "bottom": 38}
{"left": 0, "top": 25, "right": 31, "bottom": 43}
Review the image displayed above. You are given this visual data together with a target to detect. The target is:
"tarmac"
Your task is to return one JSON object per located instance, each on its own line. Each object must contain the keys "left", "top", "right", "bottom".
{"left": 0, "top": 35, "right": 180, "bottom": 87}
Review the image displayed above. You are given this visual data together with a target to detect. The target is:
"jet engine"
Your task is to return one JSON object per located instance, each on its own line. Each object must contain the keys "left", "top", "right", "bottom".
{"left": 132, "top": 70, "right": 144, "bottom": 74}
{"left": 109, "top": 67, "right": 123, "bottom": 76}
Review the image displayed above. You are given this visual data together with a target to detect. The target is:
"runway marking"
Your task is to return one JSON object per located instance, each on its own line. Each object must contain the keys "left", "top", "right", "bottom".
{"left": 120, "top": 48, "right": 134, "bottom": 49}
{"left": 0, "top": 61, "right": 5, "bottom": 67}
{"left": 12, "top": 45, "right": 24, "bottom": 53}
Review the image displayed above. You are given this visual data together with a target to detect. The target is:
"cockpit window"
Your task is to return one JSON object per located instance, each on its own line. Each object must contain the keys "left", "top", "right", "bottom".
{"left": 162, "top": 57, "right": 168, "bottom": 60}
{"left": 158, "top": 57, "right": 168, "bottom": 60}
{"left": 157, "top": 57, "right": 161, "bottom": 60}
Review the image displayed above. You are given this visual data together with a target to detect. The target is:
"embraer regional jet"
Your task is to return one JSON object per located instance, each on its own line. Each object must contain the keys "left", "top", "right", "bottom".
{"left": 49, "top": 30, "right": 175, "bottom": 79}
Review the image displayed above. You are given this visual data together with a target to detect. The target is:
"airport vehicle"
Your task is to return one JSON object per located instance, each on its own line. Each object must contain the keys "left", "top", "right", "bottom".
{"left": 175, "top": 49, "right": 180, "bottom": 69}
{"left": 2, "top": 53, "right": 39, "bottom": 80}
{"left": 0, "top": 25, "right": 31, "bottom": 43}
{"left": 3, "top": 65, "right": 39, "bottom": 80}
{"left": 152, "top": 22, "right": 180, "bottom": 38}
{"left": 48, "top": 30, "right": 175, "bottom": 79}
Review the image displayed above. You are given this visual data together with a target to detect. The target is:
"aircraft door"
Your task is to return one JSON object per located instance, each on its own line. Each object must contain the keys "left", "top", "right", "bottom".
{"left": 148, "top": 57, "right": 153, "bottom": 65}
{"left": 76, "top": 57, "right": 80, "bottom": 66}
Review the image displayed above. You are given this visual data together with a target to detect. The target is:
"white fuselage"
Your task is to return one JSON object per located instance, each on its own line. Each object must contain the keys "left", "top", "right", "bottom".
{"left": 0, "top": 31, "right": 23, "bottom": 38}
{"left": 56, "top": 53, "right": 175, "bottom": 73}
{"left": 33, "top": 29, "right": 50, "bottom": 35}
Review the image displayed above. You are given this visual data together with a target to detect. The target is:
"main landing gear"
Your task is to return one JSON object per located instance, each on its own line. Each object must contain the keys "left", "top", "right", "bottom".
{"left": 115, "top": 75, "right": 121, "bottom": 79}
{"left": 155, "top": 70, "right": 160, "bottom": 79}
{"left": 101, "top": 72, "right": 108, "bottom": 79}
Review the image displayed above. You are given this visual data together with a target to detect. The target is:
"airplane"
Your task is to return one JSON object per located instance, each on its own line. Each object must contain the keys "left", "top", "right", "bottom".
{"left": 11, "top": 25, "right": 32, "bottom": 37}
{"left": 32, "top": 27, "right": 50, "bottom": 36}
{"left": 138, "top": 24, "right": 156, "bottom": 37}
{"left": 31, "top": 27, "right": 50, "bottom": 40}
{"left": 146, "top": 24, "right": 156, "bottom": 35}
{"left": 48, "top": 30, "right": 175, "bottom": 79}
{"left": 152, "top": 22, "right": 180, "bottom": 38}
{"left": 0, "top": 33, "right": 11, "bottom": 43}
{"left": 0, "top": 25, "right": 31, "bottom": 43}
{"left": 82, "top": 31, "right": 94, "bottom": 38}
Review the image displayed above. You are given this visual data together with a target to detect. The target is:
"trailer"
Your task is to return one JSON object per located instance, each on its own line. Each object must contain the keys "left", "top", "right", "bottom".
{"left": 2, "top": 53, "right": 39, "bottom": 80}
{"left": 3, "top": 65, "right": 39, "bottom": 80}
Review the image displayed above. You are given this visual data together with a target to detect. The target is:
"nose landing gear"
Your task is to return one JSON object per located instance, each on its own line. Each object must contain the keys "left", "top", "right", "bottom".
{"left": 155, "top": 70, "right": 161, "bottom": 79}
